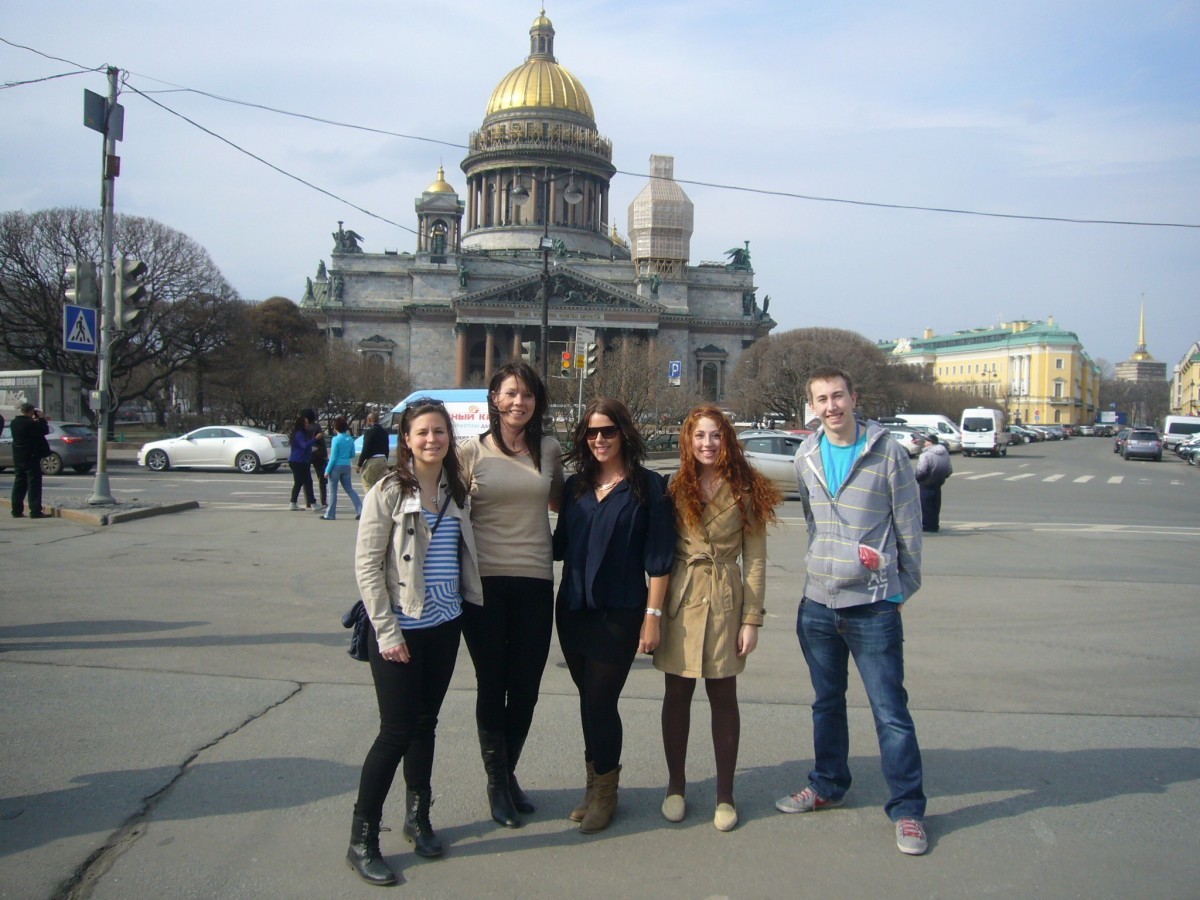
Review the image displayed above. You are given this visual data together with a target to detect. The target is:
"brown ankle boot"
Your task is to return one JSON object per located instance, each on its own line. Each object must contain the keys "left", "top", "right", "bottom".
{"left": 578, "top": 765, "right": 620, "bottom": 834}
{"left": 568, "top": 760, "right": 596, "bottom": 823}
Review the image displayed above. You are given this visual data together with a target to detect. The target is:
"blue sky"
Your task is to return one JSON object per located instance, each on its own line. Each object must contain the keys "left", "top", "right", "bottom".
{"left": 3, "top": 0, "right": 1197, "bottom": 370}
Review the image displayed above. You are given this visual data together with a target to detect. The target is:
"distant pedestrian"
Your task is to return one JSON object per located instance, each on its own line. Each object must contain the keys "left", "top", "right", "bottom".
{"left": 914, "top": 433, "right": 952, "bottom": 533}
{"left": 346, "top": 398, "right": 483, "bottom": 885}
{"left": 358, "top": 411, "right": 391, "bottom": 492}
{"left": 10, "top": 403, "right": 51, "bottom": 519}
{"left": 306, "top": 411, "right": 328, "bottom": 513}
{"left": 324, "top": 416, "right": 363, "bottom": 521}
{"left": 287, "top": 412, "right": 319, "bottom": 511}
{"left": 777, "top": 366, "right": 928, "bottom": 856}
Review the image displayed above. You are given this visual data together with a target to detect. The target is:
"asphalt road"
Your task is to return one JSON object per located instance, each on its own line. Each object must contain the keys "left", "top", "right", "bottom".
{"left": 2, "top": 436, "right": 1198, "bottom": 898}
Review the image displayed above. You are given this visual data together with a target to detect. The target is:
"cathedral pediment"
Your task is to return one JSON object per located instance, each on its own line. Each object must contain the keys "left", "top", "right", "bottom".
{"left": 455, "top": 267, "right": 657, "bottom": 312}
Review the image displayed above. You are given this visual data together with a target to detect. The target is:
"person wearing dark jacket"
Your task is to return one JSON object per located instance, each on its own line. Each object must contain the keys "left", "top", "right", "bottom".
{"left": 358, "top": 411, "right": 391, "bottom": 492}
{"left": 553, "top": 397, "right": 675, "bottom": 834}
{"left": 287, "top": 412, "right": 320, "bottom": 511}
{"left": 913, "top": 434, "right": 952, "bottom": 533}
{"left": 10, "top": 403, "right": 51, "bottom": 519}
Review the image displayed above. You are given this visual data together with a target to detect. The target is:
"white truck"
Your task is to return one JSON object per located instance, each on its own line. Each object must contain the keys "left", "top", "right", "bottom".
{"left": 960, "top": 407, "right": 1008, "bottom": 457}
{"left": 894, "top": 413, "right": 963, "bottom": 452}
{"left": 0, "top": 369, "right": 84, "bottom": 424}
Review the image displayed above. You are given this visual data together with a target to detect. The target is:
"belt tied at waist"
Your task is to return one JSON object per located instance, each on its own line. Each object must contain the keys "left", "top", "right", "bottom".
{"left": 668, "top": 549, "right": 741, "bottom": 617}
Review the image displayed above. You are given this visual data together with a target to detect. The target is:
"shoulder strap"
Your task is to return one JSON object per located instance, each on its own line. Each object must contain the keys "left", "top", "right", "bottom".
{"left": 429, "top": 492, "right": 453, "bottom": 534}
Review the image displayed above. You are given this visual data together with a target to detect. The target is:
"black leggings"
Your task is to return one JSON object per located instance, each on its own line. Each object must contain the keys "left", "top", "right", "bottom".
{"left": 662, "top": 673, "right": 741, "bottom": 804}
{"left": 564, "top": 648, "right": 637, "bottom": 775}
{"left": 460, "top": 576, "right": 553, "bottom": 748}
{"left": 289, "top": 461, "right": 315, "bottom": 505}
{"left": 353, "top": 618, "right": 461, "bottom": 821}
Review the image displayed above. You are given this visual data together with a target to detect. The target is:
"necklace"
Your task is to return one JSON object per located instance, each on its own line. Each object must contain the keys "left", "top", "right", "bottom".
{"left": 596, "top": 476, "right": 624, "bottom": 491}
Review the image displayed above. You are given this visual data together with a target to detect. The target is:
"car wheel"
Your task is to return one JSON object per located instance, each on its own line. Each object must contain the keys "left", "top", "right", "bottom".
{"left": 236, "top": 450, "right": 261, "bottom": 474}
{"left": 1122, "top": 450, "right": 1129, "bottom": 460}
{"left": 40, "top": 453, "right": 64, "bottom": 476}
{"left": 145, "top": 449, "right": 170, "bottom": 472}
{"left": 73, "top": 463, "right": 94, "bottom": 474}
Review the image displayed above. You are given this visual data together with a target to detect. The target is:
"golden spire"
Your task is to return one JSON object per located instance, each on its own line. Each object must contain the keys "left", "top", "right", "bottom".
{"left": 1130, "top": 299, "right": 1152, "bottom": 361}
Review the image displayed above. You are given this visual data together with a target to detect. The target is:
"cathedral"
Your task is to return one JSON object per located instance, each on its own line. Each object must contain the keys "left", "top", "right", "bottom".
{"left": 301, "top": 10, "right": 775, "bottom": 399}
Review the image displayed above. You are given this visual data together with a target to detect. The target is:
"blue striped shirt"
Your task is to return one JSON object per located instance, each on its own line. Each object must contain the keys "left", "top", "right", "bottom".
{"left": 396, "top": 509, "right": 463, "bottom": 629}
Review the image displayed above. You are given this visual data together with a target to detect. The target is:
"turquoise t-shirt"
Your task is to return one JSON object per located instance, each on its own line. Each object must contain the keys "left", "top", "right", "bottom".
{"left": 819, "top": 429, "right": 904, "bottom": 605}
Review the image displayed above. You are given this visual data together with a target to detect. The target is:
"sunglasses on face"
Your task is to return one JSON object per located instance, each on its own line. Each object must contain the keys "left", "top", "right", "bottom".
{"left": 585, "top": 425, "right": 620, "bottom": 441}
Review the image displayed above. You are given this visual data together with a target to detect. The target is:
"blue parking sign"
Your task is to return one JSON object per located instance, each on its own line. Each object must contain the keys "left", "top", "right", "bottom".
{"left": 669, "top": 359, "right": 682, "bottom": 379}
{"left": 64, "top": 304, "right": 98, "bottom": 354}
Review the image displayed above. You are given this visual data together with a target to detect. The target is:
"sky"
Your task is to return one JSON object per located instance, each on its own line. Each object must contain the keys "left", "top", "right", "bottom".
{"left": 3, "top": 0, "right": 1198, "bottom": 371}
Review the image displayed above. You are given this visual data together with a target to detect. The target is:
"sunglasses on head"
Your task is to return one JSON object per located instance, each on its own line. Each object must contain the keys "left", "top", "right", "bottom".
{"left": 408, "top": 398, "right": 445, "bottom": 410}
{"left": 585, "top": 425, "right": 620, "bottom": 441}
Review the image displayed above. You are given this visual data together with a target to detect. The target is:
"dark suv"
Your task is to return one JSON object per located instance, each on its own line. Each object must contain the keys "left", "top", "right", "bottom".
{"left": 1121, "top": 429, "right": 1162, "bottom": 462}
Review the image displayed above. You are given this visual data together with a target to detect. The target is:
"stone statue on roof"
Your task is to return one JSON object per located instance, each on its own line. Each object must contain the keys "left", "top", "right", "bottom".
{"left": 725, "top": 241, "right": 752, "bottom": 271}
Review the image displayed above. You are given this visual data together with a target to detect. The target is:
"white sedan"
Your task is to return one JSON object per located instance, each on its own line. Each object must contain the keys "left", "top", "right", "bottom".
{"left": 138, "top": 426, "right": 290, "bottom": 474}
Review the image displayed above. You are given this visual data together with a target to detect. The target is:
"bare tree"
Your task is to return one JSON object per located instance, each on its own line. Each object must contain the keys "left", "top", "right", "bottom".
{"left": 0, "top": 208, "right": 241, "bottom": 419}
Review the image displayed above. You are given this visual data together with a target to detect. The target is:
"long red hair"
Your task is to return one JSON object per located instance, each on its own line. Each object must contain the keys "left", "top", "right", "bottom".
{"left": 669, "top": 406, "right": 779, "bottom": 534}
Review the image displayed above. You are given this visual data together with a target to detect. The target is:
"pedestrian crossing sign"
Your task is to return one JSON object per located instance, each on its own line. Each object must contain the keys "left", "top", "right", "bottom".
{"left": 64, "top": 304, "right": 98, "bottom": 354}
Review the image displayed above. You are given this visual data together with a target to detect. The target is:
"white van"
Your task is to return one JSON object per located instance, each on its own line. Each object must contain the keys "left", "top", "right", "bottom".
{"left": 960, "top": 408, "right": 1007, "bottom": 457}
{"left": 894, "top": 414, "right": 963, "bottom": 453}
{"left": 1160, "top": 415, "right": 1200, "bottom": 451}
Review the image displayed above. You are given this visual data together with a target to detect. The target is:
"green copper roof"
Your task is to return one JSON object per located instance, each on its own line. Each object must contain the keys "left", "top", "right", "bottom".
{"left": 880, "top": 320, "right": 1085, "bottom": 357}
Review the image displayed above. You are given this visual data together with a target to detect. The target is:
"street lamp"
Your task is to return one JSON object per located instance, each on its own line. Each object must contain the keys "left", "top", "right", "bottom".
{"left": 511, "top": 168, "right": 583, "bottom": 379}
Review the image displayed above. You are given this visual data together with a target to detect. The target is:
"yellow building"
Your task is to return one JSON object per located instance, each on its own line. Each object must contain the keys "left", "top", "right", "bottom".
{"left": 880, "top": 318, "right": 1101, "bottom": 426}
{"left": 1170, "top": 341, "right": 1200, "bottom": 416}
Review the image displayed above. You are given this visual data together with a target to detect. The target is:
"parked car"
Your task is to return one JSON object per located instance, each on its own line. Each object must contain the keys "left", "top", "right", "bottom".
{"left": 1113, "top": 428, "right": 1132, "bottom": 454}
{"left": 1121, "top": 429, "right": 1162, "bottom": 462}
{"left": 1174, "top": 434, "right": 1200, "bottom": 464}
{"left": 0, "top": 422, "right": 98, "bottom": 475}
{"left": 1005, "top": 425, "right": 1032, "bottom": 444}
{"left": 1077, "top": 424, "right": 1096, "bottom": 437}
{"left": 886, "top": 428, "right": 925, "bottom": 458}
{"left": 137, "top": 425, "right": 290, "bottom": 474}
{"left": 738, "top": 429, "right": 804, "bottom": 494}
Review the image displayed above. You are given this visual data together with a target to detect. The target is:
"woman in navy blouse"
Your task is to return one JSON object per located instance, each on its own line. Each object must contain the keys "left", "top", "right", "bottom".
{"left": 553, "top": 397, "right": 675, "bottom": 834}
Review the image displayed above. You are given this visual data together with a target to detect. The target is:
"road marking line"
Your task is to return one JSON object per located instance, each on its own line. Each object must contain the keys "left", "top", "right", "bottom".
{"left": 966, "top": 472, "right": 1004, "bottom": 480}
{"left": 1005, "top": 473, "right": 1037, "bottom": 481}
{"left": 1073, "top": 475, "right": 1094, "bottom": 483}
{"left": 1107, "top": 476, "right": 1124, "bottom": 484}
{"left": 1043, "top": 474, "right": 1064, "bottom": 482}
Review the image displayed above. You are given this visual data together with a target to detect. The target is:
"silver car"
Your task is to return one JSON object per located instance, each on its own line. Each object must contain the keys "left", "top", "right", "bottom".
{"left": 137, "top": 425, "right": 289, "bottom": 474}
{"left": 0, "top": 422, "right": 98, "bottom": 475}
{"left": 738, "top": 429, "right": 805, "bottom": 495}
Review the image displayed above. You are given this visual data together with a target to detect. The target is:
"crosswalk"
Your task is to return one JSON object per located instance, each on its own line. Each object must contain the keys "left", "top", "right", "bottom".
{"left": 956, "top": 468, "right": 1192, "bottom": 485}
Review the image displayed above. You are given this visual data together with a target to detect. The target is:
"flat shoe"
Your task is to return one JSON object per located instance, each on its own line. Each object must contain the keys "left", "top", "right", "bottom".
{"left": 714, "top": 802, "right": 737, "bottom": 832}
{"left": 661, "top": 794, "right": 685, "bottom": 823}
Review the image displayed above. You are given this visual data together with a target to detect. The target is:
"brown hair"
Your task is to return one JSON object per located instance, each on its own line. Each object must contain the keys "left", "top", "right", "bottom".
{"left": 484, "top": 361, "right": 550, "bottom": 472}
{"left": 565, "top": 397, "right": 650, "bottom": 504}
{"left": 806, "top": 366, "right": 855, "bottom": 403}
{"left": 387, "top": 400, "right": 468, "bottom": 507}
{"left": 669, "top": 405, "right": 779, "bottom": 534}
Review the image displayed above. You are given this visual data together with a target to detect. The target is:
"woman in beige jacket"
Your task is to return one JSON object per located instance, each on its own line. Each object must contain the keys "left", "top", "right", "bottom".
{"left": 654, "top": 406, "right": 778, "bottom": 832}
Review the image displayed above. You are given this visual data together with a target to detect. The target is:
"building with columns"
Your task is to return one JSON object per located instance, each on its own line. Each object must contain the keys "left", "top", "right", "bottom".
{"left": 301, "top": 11, "right": 774, "bottom": 398}
{"left": 1115, "top": 304, "right": 1168, "bottom": 384}
{"left": 879, "top": 318, "right": 1101, "bottom": 427}
{"left": 1169, "top": 341, "right": 1200, "bottom": 416}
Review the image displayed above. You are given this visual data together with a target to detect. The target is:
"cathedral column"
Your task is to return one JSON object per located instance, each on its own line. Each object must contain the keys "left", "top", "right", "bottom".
{"left": 455, "top": 324, "right": 468, "bottom": 388}
{"left": 600, "top": 185, "right": 609, "bottom": 233}
{"left": 484, "top": 325, "right": 497, "bottom": 381}
{"left": 511, "top": 327, "right": 522, "bottom": 362}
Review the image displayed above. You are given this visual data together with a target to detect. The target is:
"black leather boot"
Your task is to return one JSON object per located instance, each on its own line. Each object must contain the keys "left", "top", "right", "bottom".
{"left": 507, "top": 732, "right": 535, "bottom": 814}
{"left": 402, "top": 788, "right": 444, "bottom": 858}
{"left": 478, "top": 729, "right": 522, "bottom": 828}
{"left": 346, "top": 814, "right": 397, "bottom": 885}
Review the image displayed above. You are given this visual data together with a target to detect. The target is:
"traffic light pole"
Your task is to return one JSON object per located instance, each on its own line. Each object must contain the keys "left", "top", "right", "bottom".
{"left": 88, "top": 66, "right": 119, "bottom": 505}
{"left": 538, "top": 169, "right": 550, "bottom": 382}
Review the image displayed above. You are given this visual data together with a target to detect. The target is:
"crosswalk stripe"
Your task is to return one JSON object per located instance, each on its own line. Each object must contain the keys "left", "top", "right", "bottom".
{"left": 1044, "top": 474, "right": 1065, "bottom": 482}
{"left": 1005, "top": 473, "right": 1037, "bottom": 481}
{"left": 1107, "top": 476, "right": 1124, "bottom": 484}
{"left": 1073, "top": 475, "right": 1094, "bottom": 483}
{"left": 966, "top": 472, "right": 1005, "bottom": 480}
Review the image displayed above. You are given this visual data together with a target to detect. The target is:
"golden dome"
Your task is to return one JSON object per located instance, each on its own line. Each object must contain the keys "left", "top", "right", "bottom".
{"left": 486, "top": 58, "right": 594, "bottom": 119}
{"left": 425, "top": 165, "right": 456, "bottom": 194}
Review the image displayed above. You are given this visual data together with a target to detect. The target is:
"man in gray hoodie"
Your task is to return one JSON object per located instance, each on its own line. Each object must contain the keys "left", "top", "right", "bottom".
{"left": 775, "top": 366, "right": 928, "bottom": 855}
{"left": 914, "top": 433, "right": 952, "bottom": 533}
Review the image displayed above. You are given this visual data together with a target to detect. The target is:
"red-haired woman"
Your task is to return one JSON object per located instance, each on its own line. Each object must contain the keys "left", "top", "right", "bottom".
{"left": 654, "top": 406, "right": 779, "bottom": 831}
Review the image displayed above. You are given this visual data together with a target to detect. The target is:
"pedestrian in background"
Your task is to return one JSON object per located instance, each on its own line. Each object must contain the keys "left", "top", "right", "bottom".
{"left": 358, "top": 410, "right": 391, "bottom": 493}
{"left": 655, "top": 405, "right": 778, "bottom": 831}
{"left": 324, "top": 415, "right": 363, "bottom": 521}
{"left": 458, "top": 361, "right": 563, "bottom": 828}
{"left": 287, "top": 412, "right": 319, "bottom": 511}
{"left": 304, "top": 408, "right": 328, "bottom": 513}
{"left": 346, "top": 398, "right": 482, "bottom": 885}
{"left": 914, "top": 433, "right": 952, "bottom": 533}
{"left": 9, "top": 402, "right": 50, "bottom": 519}
{"left": 554, "top": 397, "right": 674, "bottom": 834}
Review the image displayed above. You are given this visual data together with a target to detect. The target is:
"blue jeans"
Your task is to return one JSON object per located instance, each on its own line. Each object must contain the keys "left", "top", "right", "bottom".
{"left": 325, "top": 464, "right": 362, "bottom": 519}
{"left": 797, "top": 598, "right": 925, "bottom": 820}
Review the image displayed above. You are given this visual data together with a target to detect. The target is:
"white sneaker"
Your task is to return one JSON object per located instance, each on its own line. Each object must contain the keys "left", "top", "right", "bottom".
{"left": 895, "top": 817, "right": 928, "bottom": 855}
{"left": 289, "top": 502, "right": 299, "bottom": 511}
{"left": 313, "top": 504, "right": 326, "bottom": 513}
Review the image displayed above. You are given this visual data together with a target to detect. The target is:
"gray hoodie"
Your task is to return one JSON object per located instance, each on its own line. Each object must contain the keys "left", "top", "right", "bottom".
{"left": 915, "top": 441, "right": 952, "bottom": 486}
{"left": 794, "top": 421, "right": 922, "bottom": 608}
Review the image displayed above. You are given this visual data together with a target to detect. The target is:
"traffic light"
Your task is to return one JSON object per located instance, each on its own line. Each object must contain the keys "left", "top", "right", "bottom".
{"left": 561, "top": 350, "right": 573, "bottom": 373}
{"left": 115, "top": 256, "right": 149, "bottom": 329}
{"left": 584, "top": 342, "right": 599, "bottom": 378}
{"left": 65, "top": 260, "right": 99, "bottom": 307}
{"left": 520, "top": 340, "right": 537, "bottom": 365}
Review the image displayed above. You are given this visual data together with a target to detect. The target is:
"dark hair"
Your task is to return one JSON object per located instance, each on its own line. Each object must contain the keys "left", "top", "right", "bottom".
{"left": 566, "top": 397, "right": 649, "bottom": 504}
{"left": 806, "top": 366, "right": 855, "bottom": 403}
{"left": 925, "top": 433, "right": 939, "bottom": 444}
{"left": 290, "top": 414, "right": 309, "bottom": 436}
{"left": 333, "top": 415, "right": 349, "bottom": 433}
{"left": 20, "top": 402, "right": 35, "bottom": 414}
{"left": 387, "top": 400, "right": 467, "bottom": 507}
{"left": 484, "top": 361, "right": 550, "bottom": 472}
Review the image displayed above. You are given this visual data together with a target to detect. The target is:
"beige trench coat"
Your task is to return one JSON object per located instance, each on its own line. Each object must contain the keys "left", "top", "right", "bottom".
{"left": 653, "top": 482, "right": 767, "bottom": 679}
